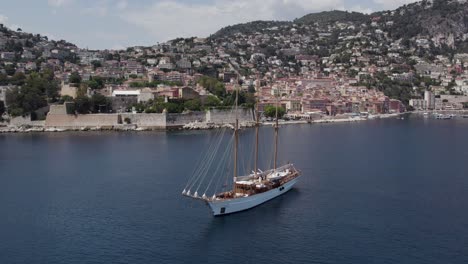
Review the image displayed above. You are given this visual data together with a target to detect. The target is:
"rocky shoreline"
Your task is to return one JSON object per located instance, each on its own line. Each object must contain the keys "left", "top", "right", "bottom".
{"left": 0, "top": 113, "right": 409, "bottom": 133}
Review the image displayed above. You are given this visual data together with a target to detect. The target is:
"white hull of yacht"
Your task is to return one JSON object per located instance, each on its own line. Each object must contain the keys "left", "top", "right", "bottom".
{"left": 207, "top": 177, "right": 299, "bottom": 216}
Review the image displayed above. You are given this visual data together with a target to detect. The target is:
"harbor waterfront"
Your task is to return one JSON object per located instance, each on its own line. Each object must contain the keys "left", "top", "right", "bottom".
{"left": 0, "top": 109, "right": 407, "bottom": 133}
{"left": 1, "top": 116, "right": 468, "bottom": 264}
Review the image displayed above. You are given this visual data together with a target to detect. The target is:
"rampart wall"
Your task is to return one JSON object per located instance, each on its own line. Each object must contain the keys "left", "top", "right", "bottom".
{"left": 45, "top": 114, "right": 120, "bottom": 129}
{"left": 207, "top": 108, "right": 254, "bottom": 124}
{"left": 44, "top": 105, "right": 255, "bottom": 130}
{"left": 120, "top": 113, "right": 166, "bottom": 129}
{"left": 166, "top": 112, "right": 206, "bottom": 128}
{"left": 9, "top": 116, "right": 46, "bottom": 127}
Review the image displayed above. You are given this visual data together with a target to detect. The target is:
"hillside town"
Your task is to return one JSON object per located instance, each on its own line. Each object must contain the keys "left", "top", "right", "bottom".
{"left": 1, "top": 0, "right": 468, "bottom": 130}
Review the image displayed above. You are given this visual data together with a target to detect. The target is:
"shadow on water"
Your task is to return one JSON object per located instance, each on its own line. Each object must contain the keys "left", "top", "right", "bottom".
{"left": 184, "top": 188, "right": 302, "bottom": 258}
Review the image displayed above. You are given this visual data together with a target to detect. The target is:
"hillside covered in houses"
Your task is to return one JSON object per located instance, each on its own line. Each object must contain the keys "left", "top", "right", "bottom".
{"left": 1, "top": 0, "right": 468, "bottom": 125}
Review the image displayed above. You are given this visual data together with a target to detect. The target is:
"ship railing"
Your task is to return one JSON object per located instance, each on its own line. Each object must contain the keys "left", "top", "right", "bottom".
{"left": 236, "top": 163, "right": 297, "bottom": 181}
{"left": 182, "top": 191, "right": 214, "bottom": 201}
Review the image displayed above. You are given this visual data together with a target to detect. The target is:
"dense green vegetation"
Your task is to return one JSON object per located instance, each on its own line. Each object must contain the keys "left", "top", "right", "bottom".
{"left": 383, "top": 0, "right": 468, "bottom": 53}
{"left": 127, "top": 75, "right": 256, "bottom": 114}
{"left": 264, "top": 105, "right": 286, "bottom": 119}
{"left": 6, "top": 70, "right": 59, "bottom": 116}
{"left": 204, "top": 95, "right": 221, "bottom": 108}
{"left": 295, "top": 10, "right": 369, "bottom": 24}
{"left": 197, "top": 76, "right": 226, "bottom": 98}
{"left": 0, "top": 101, "right": 5, "bottom": 117}
{"left": 69, "top": 71, "right": 82, "bottom": 84}
{"left": 211, "top": 21, "right": 290, "bottom": 39}
{"left": 74, "top": 94, "right": 112, "bottom": 114}
{"left": 0, "top": 72, "right": 28, "bottom": 86}
{"left": 86, "top": 76, "right": 105, "bottom": 90}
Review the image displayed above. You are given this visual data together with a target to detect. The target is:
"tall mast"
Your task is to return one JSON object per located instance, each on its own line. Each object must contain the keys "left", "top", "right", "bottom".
{"left": 233, "top": 78, "right": 239, "bottom": 187}
{"left": 254, "top": 74, "right": 260, "bottom": 177}
{"left": 274, "top": 84, "right": 279, "bottom": 170}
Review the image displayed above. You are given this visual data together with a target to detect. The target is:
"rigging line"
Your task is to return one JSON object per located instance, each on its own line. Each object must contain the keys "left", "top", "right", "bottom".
{"left": 186, "top": 134, "right": 220, "bottom": 191}
{"left": 184, "top": 127, "right": 226, "bottom": 190}
{"left": 213, "top": 89, "right": 238, "bottom": 195}
{"left": 238, "top": 131, "right": 245, "bottom": 175}
{"left": 267, "top": 134, "right": 274, "bottom": 174}
{"left": 261, "top": 127, "right": 273, "bottom": 173}
{"left": 247, "top": 129, "right": 256, "bottom": 174}
{"left": 278, "top": 133, "right": 285, "bottom": 165}
{"left": 213, "top": 129, "right": 234, "bottom": 194}
{"left": 243, "top": 131, "right": 253, "bottom": 176}
{"left": 187, "top": 88, "right": 239, "bottom": 194}
{"left": 213, "top": 139, "right": 233, "bottom": 195}
{"left": 240, "top": 133, "right": 250, "bottom": 176}
{"left": 238, "top": 132, "right": 246, "bottom": 177}
{"left": 194, "top": 128, "right": 231, "bottom": 193}
{"left": 204, "top": 135, "right": 234, "bottom": 195}
{"left": 220, "top": 139, "right": 234, "bottom": 194}
{"left": 189, "top": 127, "right": 228, "bottom": 191}
{"left": 259, "top": 131, "right": 266, "bottom": 171}
{"left": 210, "top": 134, "right": 234, "bottom": 187}
{"left": 208, "top": 95, "right": 236, "bottom": 195}
{"left": 225, "top": 153, "right": 234, "bottom": 191}
{"left": 192, "top": 134, "right": 226, "bottom": 193}
{"left": 183, "top": 136, "right": 213, "bottom": 191}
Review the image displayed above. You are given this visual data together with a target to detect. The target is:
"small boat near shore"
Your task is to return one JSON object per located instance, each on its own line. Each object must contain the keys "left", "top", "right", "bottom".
{"left": 435, "top": 114, "right": 452, "bottom": 120}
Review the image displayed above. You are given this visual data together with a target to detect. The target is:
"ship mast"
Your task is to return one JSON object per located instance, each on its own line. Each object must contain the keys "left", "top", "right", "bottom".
{"left": 233, "top": 78, "right": 239, "bottom": 189}
{"left": 274, "top": 84, "right": 279, "bottom": 171}
{"left": 254, "top": 74, "right": 260, "bottom": 177}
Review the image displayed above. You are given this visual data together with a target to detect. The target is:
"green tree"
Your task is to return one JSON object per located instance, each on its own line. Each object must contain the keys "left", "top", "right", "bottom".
{"left": 204, "top": 95, "right": 221, "bottom": 108}
{"left": 0, "top": 73, "right": 7, "bottom": 85}
{"left": 5, "top": 73, "right": 49, "bottom": 116}
{"left": 264, "top": 105, "right": 286, "bottom": 119}
{"left": 6, "top": 87, "right": 47, "bottom": 116}
{"left": 129, "top": 81, "right": 145, "bottom": 87}
{"left": 165, "top": 102, "right": 184, "bottom": 113}
{"left": 87, "top": 77, "right": 105, "bottom": 90}
{"left": 242, "top": 92, "right": 256, "bottom": 108}
{"left": 132, "top": 102, "right": 146, "bottom": 113}
{"left": 184, "top": 99, "right": 201, "bottom": 111}
{"left": 69, "top": 71, "right": 82, "bottom": 84}
{"left": 45, "top": 81, "right": 60, "bottom": 102}
{"left": 42, "top": 68, "right": 55, "bottom": 81}
{"left": 90, "top": 94, "right": 111, "bottom": 113}
{"left": 5, "top": 64, "right": 16, "bottom": 76}
{"left": 91, "top": 60, "right": 102, "bottom": 70}
{"left": 0, "top": 101, "right": 5, "bottom": 117}
{"left": 10, "top": 72, "right": 26, "bottom": 86}
{"left": 59, "top": 95, "right": 74, "bottom": 104}
{"left": 74, "top": 95, "right": 91, "bottom": 114}
{"left": 197, "top": 76, "right": 226, "bottom": 98}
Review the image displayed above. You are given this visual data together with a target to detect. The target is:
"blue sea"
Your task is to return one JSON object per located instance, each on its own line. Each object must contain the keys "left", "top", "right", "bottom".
{"left": 1, "top": 116, "right": 467, "bottom": 264}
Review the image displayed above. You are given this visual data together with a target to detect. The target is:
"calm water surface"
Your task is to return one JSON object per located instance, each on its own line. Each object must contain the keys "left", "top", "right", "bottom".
{"left": 1, "top": 116, "right": 468, "bottom": 264}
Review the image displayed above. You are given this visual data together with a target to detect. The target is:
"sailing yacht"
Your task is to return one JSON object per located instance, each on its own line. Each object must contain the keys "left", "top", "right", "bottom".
{"left": 182, "top": 82, "right": 301, "bottom": 216}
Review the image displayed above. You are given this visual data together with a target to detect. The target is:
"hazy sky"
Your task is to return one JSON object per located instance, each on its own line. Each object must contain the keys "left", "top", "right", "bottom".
{"left": 0, "top": 0, "right": 419, "bottom": 50}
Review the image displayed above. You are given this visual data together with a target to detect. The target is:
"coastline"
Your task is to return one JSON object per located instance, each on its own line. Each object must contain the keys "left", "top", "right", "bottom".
{"left": 0, "top": 112, "right": 409, "bottom": 134}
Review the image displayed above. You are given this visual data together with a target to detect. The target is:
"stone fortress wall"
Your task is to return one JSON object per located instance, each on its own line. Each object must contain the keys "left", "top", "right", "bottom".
{"left": 9, "top": 116, "right": 46, "bottom": 127}
{"left": 166, "top": 111, "right": 207, "bottom": 128}
{"left": 45, "top": 114, "right": 120, "bottom": 129}
{"left": 44, "top": 105, "right": 254, "bottom": 130}
{"left": 207, "top": 108, "right": 254, "bottom": 124}
{"left": 120, "top": 113, "right": 166, "bottom": 129}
